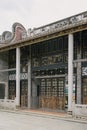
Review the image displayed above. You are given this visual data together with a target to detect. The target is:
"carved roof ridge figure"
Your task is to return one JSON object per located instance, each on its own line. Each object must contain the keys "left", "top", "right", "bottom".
{"left": 2, "top": 31, "right": 12, "bottom": 43}
{"left": 11, "top": 22, "right": 27, "bottom": 42}
{"left": 0, "top": 22, "right": 27, "bottom": 44}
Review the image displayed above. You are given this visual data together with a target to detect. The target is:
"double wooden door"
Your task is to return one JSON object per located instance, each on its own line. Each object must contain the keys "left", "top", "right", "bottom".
{"left": 39, "top": 78, "right": 65, "bottom": 110}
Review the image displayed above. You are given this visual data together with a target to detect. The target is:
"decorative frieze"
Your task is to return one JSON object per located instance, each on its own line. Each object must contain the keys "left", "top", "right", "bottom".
{"left": 28, "top": 12, "right": 87, "bottom": 37}
{"left": 9, "top": 74, "right": 16, "bottom": 80}
{"left": 20, "top": 73, "right": 28, "bottom": 80}
{"left": 82, "top": 67, "right": 87, "bottom": 76}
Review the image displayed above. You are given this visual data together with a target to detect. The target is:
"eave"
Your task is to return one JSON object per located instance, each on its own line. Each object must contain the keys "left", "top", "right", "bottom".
{"left": 0, "top": 22, "right": 87, "bottom": 52}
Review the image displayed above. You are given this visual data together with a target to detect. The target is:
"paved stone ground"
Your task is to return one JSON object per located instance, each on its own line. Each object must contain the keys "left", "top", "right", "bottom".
{"left": 0, "top": 110, "right": 87, "bottom": 130}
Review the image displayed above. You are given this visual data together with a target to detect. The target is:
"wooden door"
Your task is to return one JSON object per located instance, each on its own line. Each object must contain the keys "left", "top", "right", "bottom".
{"left": 82, "top": 78, "right": 87, "bottom": 104}
{"left": 9, "top": 81, "right": 16, "bottom": 100}
{"left": 20, "top": 80, "right": 28, "bottom": 107}
{"left": 39, "top": 78, "right": 65, "bottom": 110}
{"left": 0, "top": 84, "right": 5, "bottom": 99}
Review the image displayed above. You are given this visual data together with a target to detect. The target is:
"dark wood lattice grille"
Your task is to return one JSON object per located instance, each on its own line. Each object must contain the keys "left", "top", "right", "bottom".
{"left": 9, "top": 81, "right": 16, "bottom": 100}
{"left": 20, "top": 80, "right": 28, "bottom": 107}
{"left": 82, "top": 78, "right": 87, "bottom": 104}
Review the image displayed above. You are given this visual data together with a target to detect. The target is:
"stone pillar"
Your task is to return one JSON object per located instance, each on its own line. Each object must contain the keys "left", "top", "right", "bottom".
{"left": 68, "top": 34, "right": 73, "bottom": 112}
{"left": 16, "top": 47, "right": 20, "bottom": 107}
{"left": 28, "top": 60, "right": 31, "bottom": 108}
{"left": 5, "top": 82, "right": 8, "bottom": 99}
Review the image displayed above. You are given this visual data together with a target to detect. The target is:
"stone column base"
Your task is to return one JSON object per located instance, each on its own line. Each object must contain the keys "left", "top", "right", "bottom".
{"left": 16, "top": 105, "right": 20, "bottom": 109}
{"left": 67, "top": 111, "right": 72, "bottom": 115}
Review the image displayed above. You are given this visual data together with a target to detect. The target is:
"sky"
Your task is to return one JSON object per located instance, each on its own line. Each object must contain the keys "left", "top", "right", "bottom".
{"left": 0, "top": 0, "right": 87, "bottom": 34}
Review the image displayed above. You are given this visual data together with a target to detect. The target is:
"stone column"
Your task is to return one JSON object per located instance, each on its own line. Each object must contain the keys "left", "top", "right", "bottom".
{"left": 5, "top": 82, "right": 8, "bottom": 99}
{"left": 68, "top": 34, "right": 74, "bottom": 112}
{"left": 28, "top": 60, "right": 31, "bottom": 108}
{"left": 16, "top": 47, "right": 20, "bottom": 107}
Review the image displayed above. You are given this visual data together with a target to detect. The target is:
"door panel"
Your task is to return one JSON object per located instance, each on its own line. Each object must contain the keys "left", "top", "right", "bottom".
{"left": 20, "top": 80, "right": 28, "bottom": 107}
{"left": 82, "top": 78, "right": 87, "bottom": 104}
{"left": 9, "top": 81, "right": 16, "bottom": 100}
{"left": 0, "top": 84, "right": 5, "bottom": 99}
{"left": 39, "top": 78, "right": 65, "bottom": 110}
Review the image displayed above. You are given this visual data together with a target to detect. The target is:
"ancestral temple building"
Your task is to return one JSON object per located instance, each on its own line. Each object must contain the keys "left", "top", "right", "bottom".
{"left": 0, "top": 11, "right": 87, "bottom": 112}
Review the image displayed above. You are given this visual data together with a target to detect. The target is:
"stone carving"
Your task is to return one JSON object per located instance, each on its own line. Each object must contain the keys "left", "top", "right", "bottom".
{"left": 0, "top": 22, "right": 27, "bottom": 44}
{"left": 2, "top": 31, "right": 12, "bottom": 42}
{"left": 82, "top": 67, "right": 87, "bottom": 76}
{"left": 27, "top": 11, "right": 87, "bottom": 37}
{"left": 12, "top": 22, "right": 27, "bottom": 42}
{"left": 0, "top": 11, "right": 87, "bottom": 44}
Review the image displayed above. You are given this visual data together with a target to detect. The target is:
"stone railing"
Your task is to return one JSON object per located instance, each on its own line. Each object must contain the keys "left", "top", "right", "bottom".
{"left": 0, "top": 99, "right": 16, "bottom": 110}
{"left": 72, "top": 104, "right": 87, "bottom": 119}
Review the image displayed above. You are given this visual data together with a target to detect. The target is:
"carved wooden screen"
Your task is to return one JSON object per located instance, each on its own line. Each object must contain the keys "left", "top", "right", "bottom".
{"left": 20, "top": 46, "right": 29, "bottom": 107}
{"left": 8, "top": 49, "right": 16, "bottom": 100}
{"left": 8, "top": 81, "right": 16, "bottom": 100}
